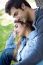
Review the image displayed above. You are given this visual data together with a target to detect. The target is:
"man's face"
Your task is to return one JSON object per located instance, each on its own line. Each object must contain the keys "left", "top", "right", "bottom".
{"left": 10, "top": 6, "right": 29, "bottom": 23}
{"left": 14, "top": 23, "right": 25, "bottom": 37}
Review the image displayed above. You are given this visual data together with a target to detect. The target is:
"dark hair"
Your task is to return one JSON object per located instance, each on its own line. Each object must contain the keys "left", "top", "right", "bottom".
{"left": 5, "top": 0, "right": 31, "bottom": 15}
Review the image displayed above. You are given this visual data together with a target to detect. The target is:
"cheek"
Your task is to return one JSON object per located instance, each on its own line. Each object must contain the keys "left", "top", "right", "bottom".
{"left": 19, "top": 28, "right": 24, "bottom": 34}
{"left": 16, "top": 27, "right": 21, "bottom": 33}
{"left": 18, "top": 11, "right": 24, "bottom": 18}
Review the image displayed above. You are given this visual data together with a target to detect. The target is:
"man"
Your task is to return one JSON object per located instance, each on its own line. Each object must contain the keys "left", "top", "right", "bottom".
{"left": 0, "top": 0, "right": 43, "bottom": 65}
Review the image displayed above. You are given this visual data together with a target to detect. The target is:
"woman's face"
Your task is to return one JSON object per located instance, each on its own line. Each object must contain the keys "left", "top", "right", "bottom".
{"left": 14, "top": 23, "right": 26, "bottom": 37}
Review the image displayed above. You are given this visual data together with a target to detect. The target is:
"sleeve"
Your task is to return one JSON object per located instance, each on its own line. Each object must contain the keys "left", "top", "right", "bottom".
{"left": 5, "top": 32, "right": 16, "bottom": 49}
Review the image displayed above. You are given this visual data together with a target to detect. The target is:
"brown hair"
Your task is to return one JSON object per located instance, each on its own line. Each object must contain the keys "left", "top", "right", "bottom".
{"left": 16, "top": 21, "right": 35, "bottom": 31}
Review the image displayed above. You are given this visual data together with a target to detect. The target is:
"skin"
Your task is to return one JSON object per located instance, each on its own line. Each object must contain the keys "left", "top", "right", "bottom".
{"left": 13, "top": 22, "right": 32, "bottom": 38}
{"left": 14, "top": 23, "right": 26, "bottom": 37}
{"left": 10, "top": 3, "right": 35, "bottom": 23}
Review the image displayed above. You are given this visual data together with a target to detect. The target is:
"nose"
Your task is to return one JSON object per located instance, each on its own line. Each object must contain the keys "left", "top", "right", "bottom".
{"left": 14, "top": 17, "right": 20, "bottom": 23}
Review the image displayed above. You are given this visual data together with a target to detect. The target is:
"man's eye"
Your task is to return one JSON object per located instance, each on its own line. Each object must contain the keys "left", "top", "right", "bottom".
{"left": 14, "top": 12, "right": 18, "bottom": 17}
{"left": 15, "top": 25, "right": 18, "bottom": 28}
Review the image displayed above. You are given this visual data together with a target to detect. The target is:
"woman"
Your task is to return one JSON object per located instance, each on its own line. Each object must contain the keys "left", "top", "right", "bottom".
{"left": 0, "top": 20, "right": 34, "bottom": 65}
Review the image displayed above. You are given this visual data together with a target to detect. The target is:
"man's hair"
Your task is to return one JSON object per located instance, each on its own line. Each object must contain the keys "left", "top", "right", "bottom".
{"left": 5, "top": 0, "right": 31, "bottom": 15}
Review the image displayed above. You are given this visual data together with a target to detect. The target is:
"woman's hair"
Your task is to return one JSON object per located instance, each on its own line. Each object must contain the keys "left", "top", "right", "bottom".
{"left": 17, "top": 21, "right": 35, "bottom": 31}
{"left": 25, "top": 21, "right": 35, "bottom": 31}
{"left": 5, "top": 0, "right": 31, "bottom": 15}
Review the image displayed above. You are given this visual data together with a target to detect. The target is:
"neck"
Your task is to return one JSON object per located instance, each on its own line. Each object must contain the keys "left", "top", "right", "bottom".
{"left": 24, "top": 28, "right": 32, "bottom": 37}
{"left": 26, "top": 7, "right": 35, "bottom": 22}
{"left": 30, "top": 9, "right": 35, "bottom": 21}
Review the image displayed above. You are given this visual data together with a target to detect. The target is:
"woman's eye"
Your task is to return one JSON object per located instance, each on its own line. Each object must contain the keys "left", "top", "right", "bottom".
{"left": 15, "top": 24, "right": 18, "bottom": 28}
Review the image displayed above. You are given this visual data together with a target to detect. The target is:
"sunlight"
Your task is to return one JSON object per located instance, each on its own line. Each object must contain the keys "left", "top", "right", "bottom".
{"left": 0, "top": 0, "right": 37, "bottom": 10}
{"left": 1, "top": 14, "right": 15, "bottom": 26}
{"left": 27, "top": 0, "right": 37, "bottom": 9}
{"left": 0, "top": 0, "right": 8, "bottom": 10}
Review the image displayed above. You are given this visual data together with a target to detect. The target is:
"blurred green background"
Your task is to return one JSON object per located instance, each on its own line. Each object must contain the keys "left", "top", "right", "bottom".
{"left": 0, "top": 9, "right": 14, "bottom": 54}
{"left": 0, "top": 9, "right": 14, "bottom": 65}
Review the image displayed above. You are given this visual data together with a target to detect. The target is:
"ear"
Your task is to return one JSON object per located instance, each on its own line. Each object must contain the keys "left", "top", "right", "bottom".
{"left": 21, "top": 3, "right": 26, "bottom": 10}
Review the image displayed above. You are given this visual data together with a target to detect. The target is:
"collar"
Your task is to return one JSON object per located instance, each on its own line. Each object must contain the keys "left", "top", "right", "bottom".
{"left": 27, "top": 30, "right": 38, "bottom": 40}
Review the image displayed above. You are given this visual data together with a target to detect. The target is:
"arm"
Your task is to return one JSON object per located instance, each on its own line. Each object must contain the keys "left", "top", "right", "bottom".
{"left": 0, "top": 32, "right": 17, "bottom": 65}
{"left": 5, "top": 31, "right": 16, "bottom": 49}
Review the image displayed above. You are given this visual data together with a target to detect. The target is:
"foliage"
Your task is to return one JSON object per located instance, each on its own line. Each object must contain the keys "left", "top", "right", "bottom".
{"left": 0, "top": 24, "right": 14, "bottom": 53}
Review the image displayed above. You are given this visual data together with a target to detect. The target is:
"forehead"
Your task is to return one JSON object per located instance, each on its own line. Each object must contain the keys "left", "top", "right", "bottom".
{"left": 10, "top": 7, "right": 17, "bottom": 15}
{"left": 10, "top": 7, "right": 22, "bottom": 15}
{"left": 14, "top": 22, "right": 22, "bottom": 26}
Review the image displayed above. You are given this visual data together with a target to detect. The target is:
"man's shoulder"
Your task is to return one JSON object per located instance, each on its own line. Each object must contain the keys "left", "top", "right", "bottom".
{"left": 36, "top": 7, "right": 43, "bottom": 20}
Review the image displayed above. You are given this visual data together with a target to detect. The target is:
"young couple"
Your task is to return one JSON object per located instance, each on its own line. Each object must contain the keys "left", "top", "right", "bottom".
{"left": 0, "top": 0, "right": 43, "bottom": 65}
